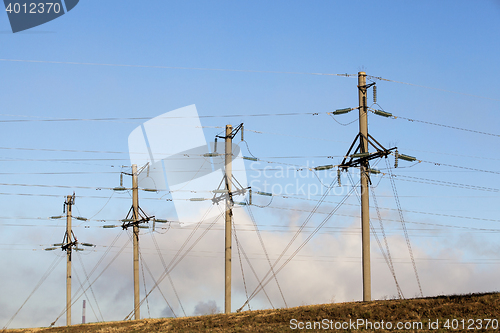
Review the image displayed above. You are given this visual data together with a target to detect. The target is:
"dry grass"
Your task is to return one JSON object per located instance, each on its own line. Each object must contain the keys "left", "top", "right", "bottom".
{"left": 6, "top": 292, "right": 500, "bottom": 332}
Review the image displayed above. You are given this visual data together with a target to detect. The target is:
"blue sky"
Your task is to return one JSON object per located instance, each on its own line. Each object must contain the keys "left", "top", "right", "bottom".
{"left": 1, "top": 0, "right": 499, "bottom": 329}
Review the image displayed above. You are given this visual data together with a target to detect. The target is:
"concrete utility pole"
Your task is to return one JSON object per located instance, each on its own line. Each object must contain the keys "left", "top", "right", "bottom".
{"left": 65, "top": 194, "right": 73, "bottom": 326}
{"left": 358, "top": 72, "right": 371, "bottom": 302}
{"left": 132, "top": 164, "right": 140, "bottom": 320}
{"left": 225, "top": 124, "right": 233, "bottom": 314}
{"left": 334, "top": 73, "right": 401, "bottom": 302}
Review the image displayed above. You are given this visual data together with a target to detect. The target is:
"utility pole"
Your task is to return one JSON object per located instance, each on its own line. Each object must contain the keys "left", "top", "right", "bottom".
{"left": 209, "top": 124, "right": 245, "bottom": 313}
{"left": 46, "top": 194, "right": 93, "bottom": 327}
{"left": 65, "top": 194, "right": 73, "bottom": 326}
{"left": 132, "top": 164, "right": 140, "bottom": 320}
{"left": 224, "top": 124, "right": 233, "bottom": 314}
{"left": 114, "top": 164, "right": 153, "bottom": 320}
{"left": 358, "top": 72, "right": 371, "bottom": 302}
{"left": 330, "top": 72, "right": 399, "bottom": 302}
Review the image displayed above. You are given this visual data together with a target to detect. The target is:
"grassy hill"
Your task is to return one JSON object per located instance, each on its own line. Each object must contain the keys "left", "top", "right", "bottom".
{"left": 7, "top": 292, "right": 500, "bottom": 332}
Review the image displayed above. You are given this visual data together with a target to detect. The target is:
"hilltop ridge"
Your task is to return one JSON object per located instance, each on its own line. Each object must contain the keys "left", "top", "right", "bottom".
{"left": 7, "top": 292, "right": 500, "bottom": 332}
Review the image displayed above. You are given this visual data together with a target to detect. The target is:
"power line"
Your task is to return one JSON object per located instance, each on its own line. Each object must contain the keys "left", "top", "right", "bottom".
{"left": 390, "top": 174, "right": 500, "bottom": 192}
{"left": 391, "top": 115, "right": 499, "bottom": 138}
{"left": 0, "top": 112, "right": 320, "bottom": 123}
{"left": 0, "top": 58, "right": 496, "bottom": 101}
{"left": 3, "top": 255, "right": 64, "bottom": 330}
{"left": 0, "top": 147, "right": 127, "bottom": 154}
{"left": 0, "top": 58, "right": 357, "bottom": 78}
{"left": 418, "top": 160, "right": 500, "bottom": 175}
{"left": 368, "top": 75, "right": 500, "bottom": 101}
{"left": 385, "top": 159, "right": 423, "bottom": 297}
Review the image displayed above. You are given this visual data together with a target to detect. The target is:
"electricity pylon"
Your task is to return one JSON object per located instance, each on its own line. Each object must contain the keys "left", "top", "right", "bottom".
{"left": 331, "top": 72, "right": 416, "bottom": 301}
{"left": 46, "top": 194, "right": 93, "bottom": 326}
{"left": 209, "top": 123, "right": 248, "bottom": 313}
{"left": 115, "top": 164, "right": 153, "bottom": 320}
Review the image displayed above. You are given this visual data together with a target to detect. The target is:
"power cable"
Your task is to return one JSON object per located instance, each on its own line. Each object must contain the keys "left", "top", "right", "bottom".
{"left": 245, "top": 202, "right": 287, "bottom": 308}
{"left": 1, "top": 58, "right": 495, "bottom": 101}
{"left": 392, "top": 115, "right": 499, "bottom": 137}
{"left": 50, "top": 236, "right": 130, "bottom": 327}
{"left": 239, "top": 182, "right": 355, "bottom": 311}
{"left": 139, "top": 249, "right": 177, "bottom": 319}
{"left": 139, "top": 249, "right": 151, "bottom": 318}
{"left": 367, "top": 75, "right": 500, "bottom": 101}
{"left": 390, "top": 174, "right": 499, "bottom": 192}
{"left": 150, "top": 232, "right": 186, "bottom": 317}
{"left": 371, "top": 188, "right": 401, "bottom": 298}
{"left": 385, "top": 159, "right": 423, "bottom": 297}
{"left": 419, "top": 160, "right": 500, "bottom": 175}
{"left": 0, "top": 58, "right": 356, "bottom": 78}
{"left": 75, "top": 252, "right": 104, "bottom": 322}
{"left": 327, "top": 112, "right": 358, "bottom": 126}
{"left": 228, "top": 218, "right": 275, "bottom": 309}
{"left": 232, "top": 219, "right": 250, "bottom": 311}
{"left": 2, "top": 255, "right": 63, "bottom": 330}
{"left": 71, "top": 262, "right": 101, "bottom": 323}
{"left": 346, "top": 172, "right": 403, "bottom": 299}
{"left": 125, "top": 212, "right": 223, "bottom": 320}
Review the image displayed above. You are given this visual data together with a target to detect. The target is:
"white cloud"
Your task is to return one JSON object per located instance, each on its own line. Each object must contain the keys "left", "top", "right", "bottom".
{"left": 2, "top": 204, "right": 500, "bottom": 329}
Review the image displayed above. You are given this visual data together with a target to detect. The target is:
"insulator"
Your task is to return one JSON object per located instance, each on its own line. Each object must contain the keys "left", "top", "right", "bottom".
{"left": 142, "top": 188, "right": 158, "bottom": 192}
{"left": 190, "top": 198, "right": 206, "bottom": 201}
{"left": 235, "top": 201, "right": 247, "bottom": 206}
{"left": 256, "top": 191, "right": 272, "bottom": 197}
{"left": 103, "top": 225, "right": 116, "bottom": 228}
{"left": 147, "top": 165, "right": 150, "bottom": 177}
{"left": 368, "top": 168, "right": 381, "bottom": 174}
{"left": 214, "top": 138, "right": 218, "bottom": 153}
{"left": 75, "top": 248, "right": 84, "bottom": 252}
{"left": 373, "top": 110, "right": 392, "bottom": 117}
{"left": 113, "top": 186, "right": 127, "bottom": 192}
{"left": 373, "top": 85, "right": 377, "bottom": 103}
{"left": 120, "top": 173, "right": 123, "bottom": 187}
{"left": 243, "top": 156, "right": 258, "bottom": 161}
{"left": 249, "top": 189, "right": 252, "bottom": 205}
{"left": 395, "top": 149, "right": 399, "bottom": 168}
{"left": 81, "top": 243, "right": 94, "bottom": 247}
{"left": 50, "top": 215, "right": 63, "bottom": 220}
{"left": 398, "top": 154, "right": 417, "bottom": 162}
{"left": 53, "top": 243, "right": 63, "bottom": 246}
{"left": 45, "top": 247, "right": 58, "bottom": 251}
{"left": 121, "top": 218, "right": 134, "bottom": 222}
{"left": 138, "top": 225, "right": 149, "bottom": 229}
{"left": 213, "top": 189, "right": 229, "bottom": 194}
{"left": 314, "top": 165, "right": 334, "bottom": 171}
{"left": 332, "top": 108, "right": 352, "bottom": 115}
{"left": 154, "top": 219, "right": 169, "bottom": 223}
{"left": 203, "top": 153, "right": 219, "bottom": 157}
{"left": 75, "top": 216, "right": 87, "bottom": 221}
{"left": 350, "top": 152, "right": 370, "bottom": 159}
{"left": 241, "top": 124, "right": 244, "bottom": 141}
{"left": 337, "top": 169, "right": 341, "bottom": 187}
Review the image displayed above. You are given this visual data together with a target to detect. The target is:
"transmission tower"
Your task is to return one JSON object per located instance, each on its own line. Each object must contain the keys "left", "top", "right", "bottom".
{"left": 45, "top": 193, "right": 93, "bottom": 326}
{"left": 207, "top": 123, "right": 249, "bottom": 313}
{"left": 114, "top": 164, "right": 154, "bottom": 320}
{"left": 324, "top": 72, "right": 416, "bottom": 301}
